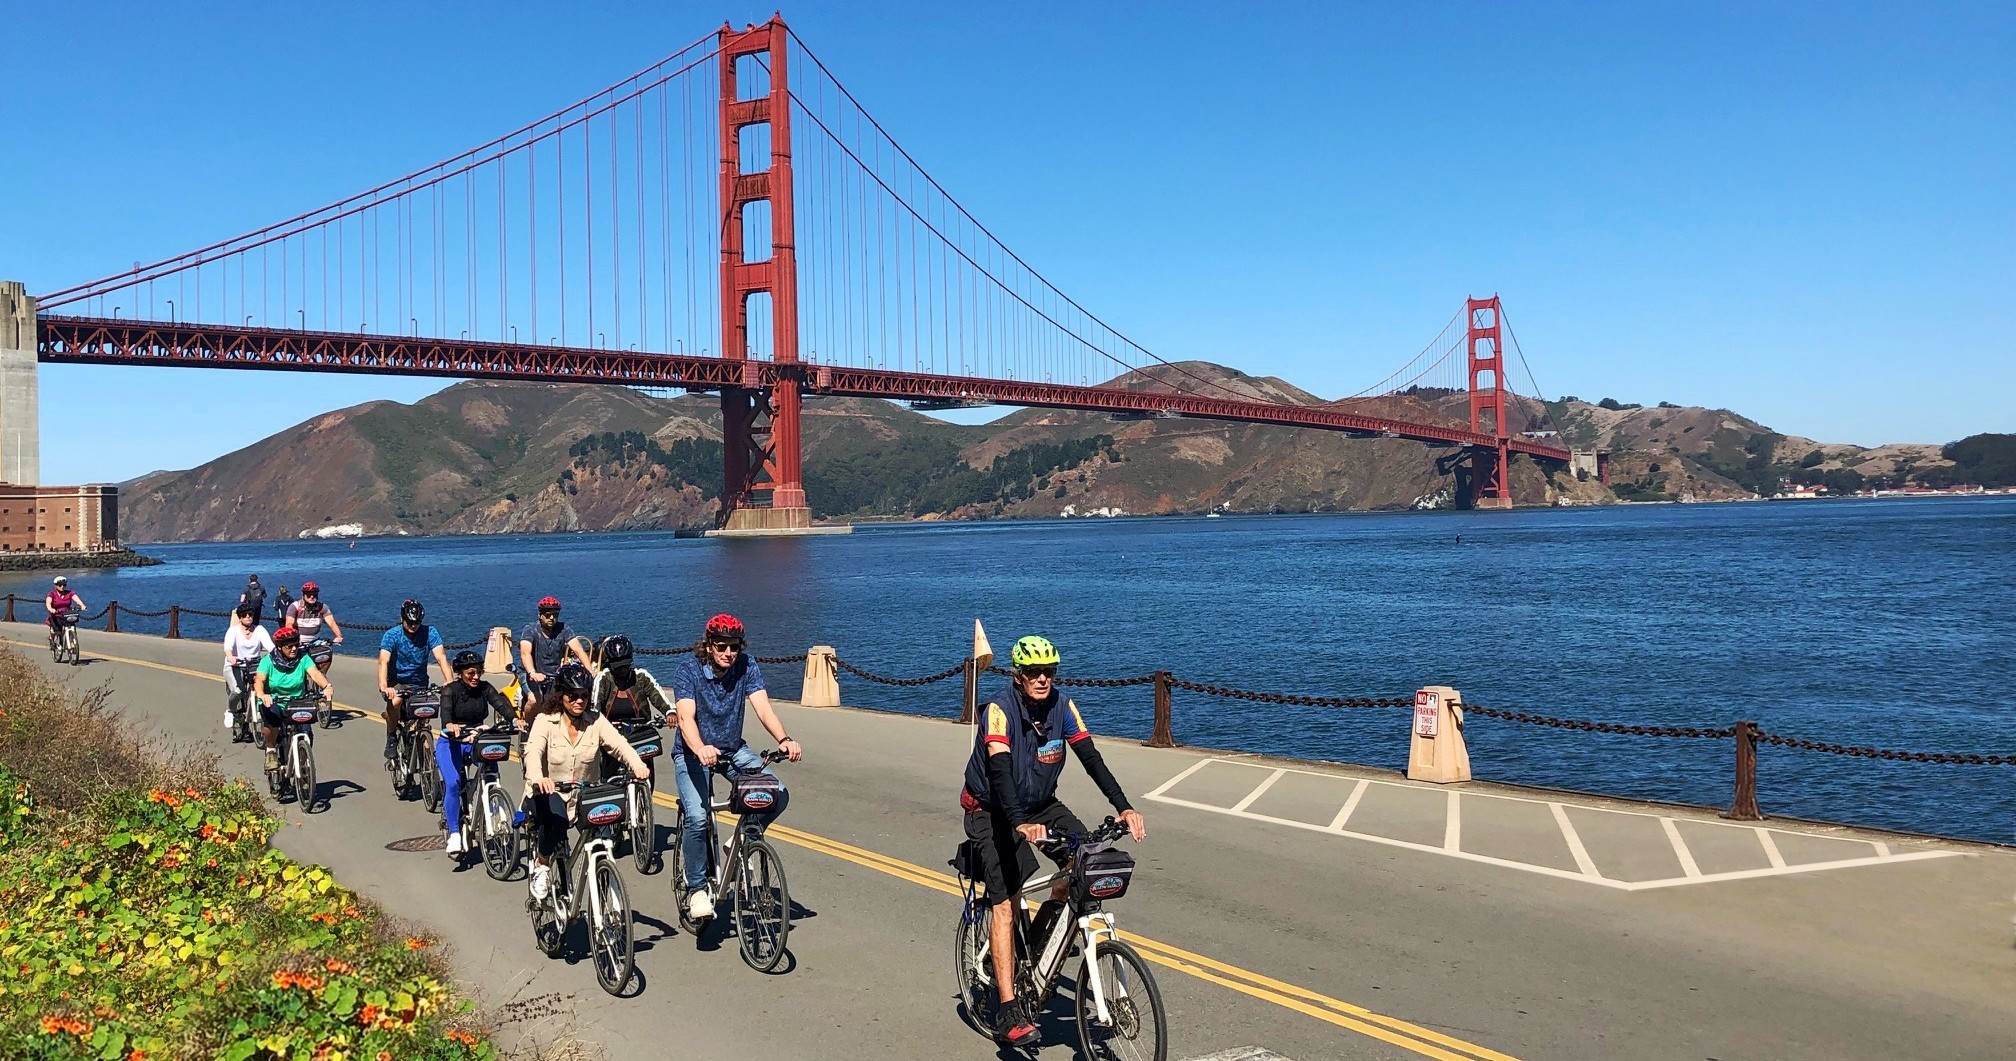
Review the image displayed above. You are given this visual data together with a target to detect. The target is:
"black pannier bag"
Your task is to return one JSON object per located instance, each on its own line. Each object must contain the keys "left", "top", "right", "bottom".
{"left": 285, "top": 700, "right": 319, "bottom": 726}
{"left": 405, "top": 689, "right": 440, "bottom": 720}
{"left": 576, "top": 781, "right": 632, "bottom": 829}
{"left": 473, "top": 732, "right": 514, "bottom": 763}
{"left": 1073, "top": 844, "right": 1136, "bottom": 904}
{"left": 729, "top": 772, "right": 784, "bottom": 815}
{"left": 306, "top": 639, "right": 334, "bottom": 668}
{"left": 952, "top": 839, "right": 986, "bottom": 881}
{"left": 622, "top": 724, "right": 664, "bottom": 761}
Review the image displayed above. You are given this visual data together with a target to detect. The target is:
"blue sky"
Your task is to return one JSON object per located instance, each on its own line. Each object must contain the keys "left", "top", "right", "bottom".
{"left": 5, "top": 1, "right": 2011, "bottom": 483}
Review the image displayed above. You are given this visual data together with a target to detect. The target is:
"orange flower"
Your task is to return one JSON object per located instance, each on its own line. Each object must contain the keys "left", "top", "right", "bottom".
{"left": 184, "top": 787, "right": 201, "bottom": 799}
{"left": 377, "top": 1053, "right": 392, "bottom": 1061}
{"left": 359, "top": 1003, "right": 382, "bottom": 1025}
{"left": 445, "top": 1028, "right": 483, "bottom": 1046}
{"left": 309, "top": 912, "right": 337, "bottom": 925}
{"left": 404, "top": 936, "right": 431, "bottom": 950}
{"left": 324, "top": 958, "right": 354, "bottom": 975}
{"left": 128, "top": 1051, "right": 146, "bottom": 1061}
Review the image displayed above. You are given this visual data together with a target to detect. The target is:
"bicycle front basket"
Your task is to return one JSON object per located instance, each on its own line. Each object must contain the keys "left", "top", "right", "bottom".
{"left": 405, "top": 690, "right": 439, "bottom": 719}
{"left": 622, "top": 724, "right": 663, "bottom": 761}
{"left": 576, "top": 781, "right": 631, "bottom": 829}
{"left": 729, "top": 772, "right": 784, "bottom": 815}
{"left": 1072, "top": 845, "right": 1136, "bottom": 904}
{"left": 284, "top": 700, "right": 319, "bottom": 726}
{"left": 473, "top": 732, "right": 514, "bottom": 763}
{"left": 306, "top": 640, "right": 334, "bottom": 667}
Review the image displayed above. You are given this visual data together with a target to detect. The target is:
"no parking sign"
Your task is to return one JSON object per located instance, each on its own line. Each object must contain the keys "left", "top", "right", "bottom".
{"left": 1414, "top": 689, "right": 1440, "bottom": 738}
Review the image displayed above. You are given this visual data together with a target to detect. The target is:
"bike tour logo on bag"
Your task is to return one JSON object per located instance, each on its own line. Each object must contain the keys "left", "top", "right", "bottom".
{"left": 585, "top": 800, "right": 625, "bottom": 826}
{"left": 740, "top": 786, "right": 776, "bottom": 810}
{"left": 288, "top": 707, "right": 317, "bottom": 724}
{"left": 1036, "top": 738, "right": 1066, "bottom": 765}
{"left": 1088, "top": 874, "right": 1128, "bottom": 900}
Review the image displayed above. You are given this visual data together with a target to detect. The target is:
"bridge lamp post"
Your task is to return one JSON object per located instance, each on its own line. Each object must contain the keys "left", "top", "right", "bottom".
{"left": 297, "top": 309, "right": 305, "bottom": 330}
{"left": 165, "top": 299, "right": 175, "bottom": 322}
{"left": 410, "top": 318, "right": 418, "bottom": 337}
{"left": 598, "top": 332, "right": 606, "bottom": 349}
{"left": 511, "top": 326, "right": 518, "bottom": 344}
{"left": 112, "top": 306, "right": 120, "bottom": 320}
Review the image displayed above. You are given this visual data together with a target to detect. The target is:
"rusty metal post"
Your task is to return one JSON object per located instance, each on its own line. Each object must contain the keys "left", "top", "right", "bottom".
{"left": 167, "top": 605, "right": 181, "bottom": 639}
{"left": 960, "top": 657, "right": 978, "bottom": 726}
{"left": 1147, "top": 671, "right": 1176, "bottom": 748}
{"left": 105, "top": 601, "right": 119, "bottom": 633}
{"left": 1723, "top": 720, "right": 1762, "bottom": 821}
{"left": 2, "top": 594, "right": 12, "bottom": 623}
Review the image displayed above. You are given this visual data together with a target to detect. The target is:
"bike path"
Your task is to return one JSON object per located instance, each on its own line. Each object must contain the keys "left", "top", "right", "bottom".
{"left": 10, "top": 624, "right": 2016, "bottom": 1060}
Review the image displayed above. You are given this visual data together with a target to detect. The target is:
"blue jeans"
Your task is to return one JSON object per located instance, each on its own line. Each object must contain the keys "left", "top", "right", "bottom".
{"left": 435, "top": 736, "right": 473, "bottom": 836}
{"left": 675, "top": 744, "right": 787, "bottom": 890}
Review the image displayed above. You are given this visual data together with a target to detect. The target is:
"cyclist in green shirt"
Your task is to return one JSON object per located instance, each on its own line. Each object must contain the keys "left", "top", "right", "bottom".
{"left": 254, "top": 625, "right": 334, "bottom": 774}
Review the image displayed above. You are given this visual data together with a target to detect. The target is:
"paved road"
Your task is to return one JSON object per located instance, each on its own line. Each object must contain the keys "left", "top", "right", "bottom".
{"left": 11, "top": 623, "right": 2016, "bottom": 1061}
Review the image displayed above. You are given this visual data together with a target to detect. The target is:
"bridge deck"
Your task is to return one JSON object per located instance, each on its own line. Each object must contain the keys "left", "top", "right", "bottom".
{"left": 7, "top": 622, "right": 2007, "bottom": 1060}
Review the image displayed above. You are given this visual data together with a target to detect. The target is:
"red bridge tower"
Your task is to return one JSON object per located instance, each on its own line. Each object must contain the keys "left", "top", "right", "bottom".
{"left": 1466, "top": 295, "right": 1513, "bottom": 509}
{"left": 716, "top": 18, "right": 812, "bottom": 532}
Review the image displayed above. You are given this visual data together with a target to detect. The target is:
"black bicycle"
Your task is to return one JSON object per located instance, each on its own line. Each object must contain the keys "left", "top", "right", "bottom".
{"left": 611, "top": 719, "right": 665, "bottom": 874}
{"left": 388, "top": 685, "right": 444, "bottom": 812}
{"left": 952, "top": 817, "right": 1164, "bottom": 1060}
{"left": 673, "top": 750, "right": 792, "bottom": 972}
{"left": 265, "top": 691, "right": 324, "bottom": 813}
{"left": 228, "top": 658, "right": 262, "bottom": 745}
{"left": 304, "top": 639, "right": 338, "bottom": 726}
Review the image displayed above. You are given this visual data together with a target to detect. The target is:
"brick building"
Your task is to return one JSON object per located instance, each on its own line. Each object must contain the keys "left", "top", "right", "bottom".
{"left": 0, "top": 484, "right": 119, "bottom": 553}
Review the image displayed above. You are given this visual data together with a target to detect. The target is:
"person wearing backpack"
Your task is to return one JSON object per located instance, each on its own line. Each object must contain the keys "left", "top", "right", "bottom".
{"left": 273, "top": 584, "right": 295, "bottom": 617}
{"left": 238, "top": 575, "right": 267, "bottom": 623}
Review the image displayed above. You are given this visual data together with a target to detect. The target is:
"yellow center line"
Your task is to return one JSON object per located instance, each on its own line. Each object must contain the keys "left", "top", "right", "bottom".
{"left": 19, "top": 637, "right": 1523, "bottom": 1061}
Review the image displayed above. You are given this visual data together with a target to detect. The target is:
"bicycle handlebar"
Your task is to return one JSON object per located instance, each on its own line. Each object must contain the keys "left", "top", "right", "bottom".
{"left": 706, "top": 748, "right": 790, "bottom": 774}
{"left": 1037, "top": 816, "right": 1129, "bottom": 857}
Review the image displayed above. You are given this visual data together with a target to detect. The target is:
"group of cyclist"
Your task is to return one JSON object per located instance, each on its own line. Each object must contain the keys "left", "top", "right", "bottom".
{"left": 202, "top": 582, "right": 1143, "bottom": 1047}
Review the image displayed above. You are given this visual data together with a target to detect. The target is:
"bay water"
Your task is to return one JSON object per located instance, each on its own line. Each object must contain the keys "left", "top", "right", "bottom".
{"left": 8, "top": 497, "right": 2012, "bottom": 842}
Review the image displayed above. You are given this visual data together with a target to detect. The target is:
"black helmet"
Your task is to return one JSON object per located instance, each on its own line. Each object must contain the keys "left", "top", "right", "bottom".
{"left": 451, "top": 649, "right": 483, "bottom": 673}
{"left": 552, "top": 661, "right": 593, "bottom": 693}
{"left": 600, "top": 634, "right": 634, "bottom": 667}
{"left": 399, "top": 599, "right": 425, "bottom": 624}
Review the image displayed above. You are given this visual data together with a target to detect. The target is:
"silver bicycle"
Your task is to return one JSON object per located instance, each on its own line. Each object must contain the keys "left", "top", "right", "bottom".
{"left": 48, "top": 611, "right": 81, "bottom": 665}
{"left": 456, "top": 723, "right": 524, "bottom": 881}
{"left": 674, "top": 750, "right": 792, "bottom": 972}
{"left": 527, "top": 774, "right": 637, "bottom": 996}
{"left": 952, "top": 817, "right": 1164, "bottom": 1060}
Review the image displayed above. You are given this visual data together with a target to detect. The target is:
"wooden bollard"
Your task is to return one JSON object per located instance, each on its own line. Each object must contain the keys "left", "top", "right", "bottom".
{"left": 105, "top": 602, "right": 120, "bottom": 633}
{"left": 960, "top": 656, "right": 979, "bottom": 725}
{"left": 1406, "top": 686, "right": 1472, "bottom": 783}
{"left": 1146, "top": 671, "right": 1176, "bottom": 748}
{"left": 799, "top": 646, "right": 840, "bottom": 708}
{"left": 1723, "top": 720, "right": 1762, "bottom": 821}
{"left": 2, "top": 594, "right": 12, "bottom": 623}
{"left": 167, "top": 606, "right": 181, "bottom": 639}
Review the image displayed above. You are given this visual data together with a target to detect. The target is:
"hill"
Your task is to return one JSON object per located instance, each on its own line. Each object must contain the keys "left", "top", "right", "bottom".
{"left": 119, "top": 369, "right": 1980, "bottom": 542}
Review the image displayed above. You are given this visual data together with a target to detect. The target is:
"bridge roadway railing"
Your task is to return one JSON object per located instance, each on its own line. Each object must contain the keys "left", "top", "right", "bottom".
{"left": 9, "top": 593, "right": 2013, "bottom": 830}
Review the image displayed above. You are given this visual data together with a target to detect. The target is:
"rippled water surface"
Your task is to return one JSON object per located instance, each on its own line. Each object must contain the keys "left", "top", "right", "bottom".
{"left": 9, "top": 497, "right": 2013, "bottom": 841}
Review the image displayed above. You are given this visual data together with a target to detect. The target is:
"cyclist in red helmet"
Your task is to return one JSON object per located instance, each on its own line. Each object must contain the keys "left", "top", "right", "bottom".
{"left": 669, "top": 613, "right": 802, "bottom": 921}
{"left": 517, "top": 596, "right": 594, "bottom": 702}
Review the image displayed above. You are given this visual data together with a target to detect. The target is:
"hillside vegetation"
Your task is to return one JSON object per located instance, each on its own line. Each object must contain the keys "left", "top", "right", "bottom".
{"left": 121, "top": 369, "right": 1994, "bottom": 542}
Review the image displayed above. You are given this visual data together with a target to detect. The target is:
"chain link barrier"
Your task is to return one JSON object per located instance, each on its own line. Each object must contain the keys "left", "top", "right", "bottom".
{"left": 1169, "top": 676, "right": 1409, "bottom": 708}
{"left": 117, "top": 606, "right": 172, "bottom": 618}
{"left": 834, "top": 657, "right": 967, "bottom": 687}
{"left": 980, "top": 665, "right": 1155, "bottom": 688}
{"left": 1465, "top": 704, "right": 1735, "bottom": 739}
{"left": 1756, "top": 729, "right": 2016, "bottom": 766}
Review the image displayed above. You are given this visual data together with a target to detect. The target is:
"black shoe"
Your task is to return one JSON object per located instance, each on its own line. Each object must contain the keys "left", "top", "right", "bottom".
{"left": 993, "top": 999, "right": 1040, "bottom": 1047}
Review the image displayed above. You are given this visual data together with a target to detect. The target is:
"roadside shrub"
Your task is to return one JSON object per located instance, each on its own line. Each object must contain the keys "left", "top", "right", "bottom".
{"left": 0, "top": 651, "right": 495, "bottom": 1060}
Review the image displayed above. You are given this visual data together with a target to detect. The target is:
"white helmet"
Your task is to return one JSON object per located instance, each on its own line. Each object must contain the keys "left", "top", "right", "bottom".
{"left": 52, "top": 576, "right": 67, "bottom": 586}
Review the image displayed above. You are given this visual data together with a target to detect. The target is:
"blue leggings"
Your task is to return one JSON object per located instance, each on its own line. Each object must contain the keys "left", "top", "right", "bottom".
{"left": 435, "top": 737, "right": 472, "bottom": 835}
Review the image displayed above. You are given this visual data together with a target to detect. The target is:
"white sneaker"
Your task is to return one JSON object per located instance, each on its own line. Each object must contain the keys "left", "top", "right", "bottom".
{"left": 686, "top": 889, "right": 715, "bottom": 921}
{"left": 223, "top": 710, "right": 233, "bottom": 730}
{"left": 445, "top": 831, "right": 466, "bottom": 856}
{"left": 529, "top": 864, "right": 552, "bottom": 901}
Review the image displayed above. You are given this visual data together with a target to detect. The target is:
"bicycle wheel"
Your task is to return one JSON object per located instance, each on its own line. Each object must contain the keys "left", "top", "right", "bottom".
{"left": 589, "top": 858, "right": 635, "bottom": 996}
{"left": 481, "top": 787, "right": 520, "bottom": 879}
{"left": 952, "top": 897, "right": 997, "bottom": 1036}
{"left": 734, "top": 835, "right": 791, "bottom": 973}
{"left": 297, "top": 737, "right": 319, "bottom": 813}
{"left": 631, "top": 777, "right": 660, "bottom": 875}
{"left": 1075, "top": 939, "right": 1167, "bottom": 1061}
{"left": 420, "top": 738, "right": 443, "bottom": 814}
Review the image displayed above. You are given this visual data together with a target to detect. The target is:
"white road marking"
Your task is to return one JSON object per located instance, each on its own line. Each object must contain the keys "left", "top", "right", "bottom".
{"left": 1231, "top": 768, "right": 1287, "bottom": 813}
{"left": 1444, "top": 790, "right": 1462, "bottom": 852}
{"left": 1550, "top": 802, "right": 1602, "bottom": 879}
{"left": 1756, "top": 827, "right": 1787, "bottom": 869}
{"left": 1181, "top": 1049, "right": 1294, "bottom": 1061}
{"left": 1328, "top": 779, "right": 1370, "bottom": 832}
{"left": 1660, "top": 817, "right": 1703, "bottom": 878}
{"left": 1145, "top": 757, "right": 1214, "bottom": 800}
{"left": 1148, "top": 758, "right": 1960, "bottom": 891}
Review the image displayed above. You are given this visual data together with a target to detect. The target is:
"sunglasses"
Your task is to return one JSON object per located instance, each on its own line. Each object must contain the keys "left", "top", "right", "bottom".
{"left": 539, "top": 609, "right": 561, "bottom": 617}
{"left": 1019, "top": 666, "right": 1058, "bottom": 680}
{"left": 708, "top": 641, "right": 744, "bottom": 653}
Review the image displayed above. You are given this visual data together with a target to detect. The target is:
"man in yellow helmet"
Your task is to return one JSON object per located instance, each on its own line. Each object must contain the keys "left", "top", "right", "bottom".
{"left": 958, "top": 634, "right": 1147, "bottom": 1047}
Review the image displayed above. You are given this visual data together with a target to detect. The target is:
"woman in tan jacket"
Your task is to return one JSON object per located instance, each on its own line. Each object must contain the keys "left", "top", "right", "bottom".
{"left": 523, "top": 661, "right": 649, "bottom": 900}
